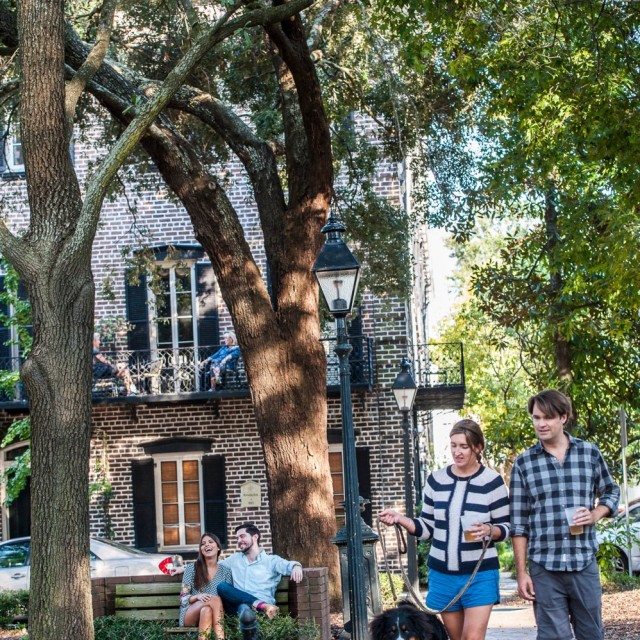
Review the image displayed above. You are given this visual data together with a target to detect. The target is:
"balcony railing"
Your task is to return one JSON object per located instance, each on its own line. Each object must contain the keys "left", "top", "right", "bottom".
{"left": 411, "top": 342, "right": 466, "bottom": 411}
{"left": 412, "top": 342, "right": 465, "bottom": 388}
{"left": 321, "top": 334, "right": 374, "bottom": 389}
{"left": 0, "top": 335, "right": 375, "bottom": 404}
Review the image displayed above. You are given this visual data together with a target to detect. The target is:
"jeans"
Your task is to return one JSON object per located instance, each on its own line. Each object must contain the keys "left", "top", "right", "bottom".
{"left": 217, "top": 581, "right": 260, "bottom": 615}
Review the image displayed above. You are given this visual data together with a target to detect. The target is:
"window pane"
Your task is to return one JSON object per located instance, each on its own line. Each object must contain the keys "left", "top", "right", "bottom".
{"left": 164, "top": 527, "right": 179, "bottom": 546}
{"left": 184, "top": 502, "right": 200, "bottom": 523}
{"left": 184, "top": 481, "right": 200, "bottom": 502}
{"left": 175, "top": 268, "right": 191, "bottom": 293}
{"left": 162, "top": 483, "right": 178, "bottom": 503}
{"left": 183, "top": 460, "right": 199, "bottom": 481}
{"left": 330, "top": 451, "right": 345, "bottom": 528}
{"left": 161, "top": 462, "right": 177, "bottom": 482}
{"left": 178, "top": 318, "right": 193, "bottom": 344}
{"left": 157, "top": 320, "right": 172, "bottom": 346}
{"left": 186, "top": 525, "right": 201, "bottom": 545}
{"left": 329, "top": 452, "right": 343, "bottom": 472}
{"left": 163, "top": 504, "right": 179, "bottom": 525}
{"left": 176, "top": 292, "right": 192, "bottom": 317}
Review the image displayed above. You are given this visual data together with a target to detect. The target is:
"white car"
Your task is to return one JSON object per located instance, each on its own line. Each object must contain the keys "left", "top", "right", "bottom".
{"left": 597, "top": 500, "right": 640, "bottom": 574}
{"left": 0, "top": 536, "right": 173, "bottom": 590}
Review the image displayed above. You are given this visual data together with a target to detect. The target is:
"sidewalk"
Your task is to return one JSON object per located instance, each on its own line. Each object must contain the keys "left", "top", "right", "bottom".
{"left": 485, "top": 572, "right": 536, "bottom": 640}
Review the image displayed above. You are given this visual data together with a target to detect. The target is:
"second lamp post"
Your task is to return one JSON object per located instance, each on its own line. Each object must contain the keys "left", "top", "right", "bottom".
{"left": 391, "top": 357, "right": 419, "bottom": 590}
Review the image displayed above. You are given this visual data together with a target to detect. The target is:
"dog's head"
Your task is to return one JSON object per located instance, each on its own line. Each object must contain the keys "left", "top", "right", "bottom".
{"left": 370, "top": 602, "right": 448, "bottom": 640}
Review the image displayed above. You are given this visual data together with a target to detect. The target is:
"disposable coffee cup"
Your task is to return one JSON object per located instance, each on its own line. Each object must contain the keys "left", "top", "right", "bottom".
{"left": 460, "top": 513, "right": 485, "bottom": 542}
{"left": 565, "top": 507, "right": 584, "bottom": 535}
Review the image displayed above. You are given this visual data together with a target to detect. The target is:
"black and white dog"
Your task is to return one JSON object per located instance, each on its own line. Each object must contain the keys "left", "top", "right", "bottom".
{"left": 370, "top": 601, "right": 449, "bottom": 640}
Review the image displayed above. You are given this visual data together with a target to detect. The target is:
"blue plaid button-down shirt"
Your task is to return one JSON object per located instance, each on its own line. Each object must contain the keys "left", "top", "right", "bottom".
{"left": 510, "top": 434, "right": 619, "bottom": 572}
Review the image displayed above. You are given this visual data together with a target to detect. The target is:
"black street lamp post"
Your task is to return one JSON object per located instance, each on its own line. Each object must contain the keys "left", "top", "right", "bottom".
{"left": 391, "top": 357, "right": 419, "bottom": 590}
{"left": 313, "top": 218, "right": 368, "bottom": 640}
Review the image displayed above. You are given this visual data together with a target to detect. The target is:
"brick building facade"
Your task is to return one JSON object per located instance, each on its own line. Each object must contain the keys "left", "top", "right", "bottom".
{"left": 0, "top": 123, "right": 433, "bottom": 564}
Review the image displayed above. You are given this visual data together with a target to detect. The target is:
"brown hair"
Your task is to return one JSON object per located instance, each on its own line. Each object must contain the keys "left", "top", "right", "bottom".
{"left": 527, "top": 389, "right": 573, "bottom": 421}
{"left": 194, "top": 532, "right": 222, "bottom": 590}
{"left": 449, "top": 419, "right": 485, "bottom": 462}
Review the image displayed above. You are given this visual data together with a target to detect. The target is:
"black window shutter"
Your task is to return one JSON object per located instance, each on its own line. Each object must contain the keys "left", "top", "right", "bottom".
{"left": 125, "top": 271, "right": 150, "bottom": 352}
{"left": 131, "top": 458, "right": 157, "bottom": 551}
{"left": 202, "top": 455, "right": 227, "bottom": 546}
{"left": 196, "top": 264, "right": 219, "bottom": 348}
{"left": 0, "top": 134, "right": 6, "bottom": 174}
{"left": 356, "top": 447, "right": 373, "bottom": 526}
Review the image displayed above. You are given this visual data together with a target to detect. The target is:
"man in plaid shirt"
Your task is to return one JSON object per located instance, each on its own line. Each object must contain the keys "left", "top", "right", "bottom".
{"left": 510, "top": 389, "right": 619, "bottom": 640}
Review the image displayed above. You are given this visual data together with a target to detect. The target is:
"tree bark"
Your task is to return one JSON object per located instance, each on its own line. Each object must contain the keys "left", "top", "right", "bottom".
{"left": 13, "top": 1, "right": 95, "bottom": 639}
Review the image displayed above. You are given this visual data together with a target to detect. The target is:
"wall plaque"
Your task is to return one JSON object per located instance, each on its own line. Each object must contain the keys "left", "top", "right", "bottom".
{"left": 240, "top": 480, "right": 261, "bottom": 508}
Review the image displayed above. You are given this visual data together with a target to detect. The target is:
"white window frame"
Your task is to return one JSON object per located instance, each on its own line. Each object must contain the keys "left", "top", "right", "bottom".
{"left": 148, "top": 261, "right": 201, "bottom": 352}
{"left": 152, "top": 452, "right": 205, "bottom": 551}
{"left": 329, "top": 443, "right": 345, "bottom": 528}
{"left": 3, "top": 129, "right": 24, "bottom": 173}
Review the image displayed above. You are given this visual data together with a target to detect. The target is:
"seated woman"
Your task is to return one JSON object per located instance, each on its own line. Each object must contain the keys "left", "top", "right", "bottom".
{"left": 179, "top": 533, "right": 277, "bottom": 640}
{"left": 201, "top": 332, "right": 240, "bottom": 390}
{"left": 92, "top": 333, "right": 137, "bottom": 395}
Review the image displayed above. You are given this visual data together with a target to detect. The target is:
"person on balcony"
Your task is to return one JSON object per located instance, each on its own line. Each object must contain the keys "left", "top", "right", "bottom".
{"left": 92, "top": 333, "right": 137, "bottom": 395}
{"left": 200, "top": 332, "right": 240, "bottom": 390}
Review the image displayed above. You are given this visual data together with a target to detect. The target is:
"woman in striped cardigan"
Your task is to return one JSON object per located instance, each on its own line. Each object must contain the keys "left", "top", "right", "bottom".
{"left": 379, "top": 419, "right": 510, "bottom": 640}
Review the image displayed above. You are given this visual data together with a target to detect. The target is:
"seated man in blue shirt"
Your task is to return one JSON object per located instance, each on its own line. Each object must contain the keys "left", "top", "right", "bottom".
{"left": 218, "top": 522, "right": 303, "bottom": 617}
{"left": 172, "top": 522, "right": 303, "bottom": 619}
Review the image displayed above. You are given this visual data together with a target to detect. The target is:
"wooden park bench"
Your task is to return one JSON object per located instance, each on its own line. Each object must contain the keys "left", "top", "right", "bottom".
{"left": 114, "top": 577, "right": 293, "bottom": 635}
{"left": 92, "top": 569, "right": 329, "bottom": 639}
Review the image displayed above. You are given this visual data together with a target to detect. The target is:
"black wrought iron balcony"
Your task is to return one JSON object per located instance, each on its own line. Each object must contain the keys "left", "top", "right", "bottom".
{"left": 0, "top": 336, "right": 375, "bottom": 406}
{"left": 411, "top": 342, "right": 466, "bottom": 410}
{"left": 320, "top": 334, "right": 374, "bottom": 391}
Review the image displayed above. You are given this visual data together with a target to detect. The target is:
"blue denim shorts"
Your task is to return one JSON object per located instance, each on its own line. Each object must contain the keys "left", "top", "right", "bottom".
{"left": 426, "top": 568, "right": 500, "bottom": 612}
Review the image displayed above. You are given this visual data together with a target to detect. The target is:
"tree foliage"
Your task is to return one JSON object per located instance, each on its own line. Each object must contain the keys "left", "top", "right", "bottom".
{"left": 371, "top": 0, "right": 640, "bottom": 478}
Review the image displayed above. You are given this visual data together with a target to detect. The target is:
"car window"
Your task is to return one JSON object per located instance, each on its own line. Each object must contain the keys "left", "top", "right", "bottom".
{"left": 629, "top": 505, "right": 640, "bottom": 524}
{"left": 0, "top": 541, "right": 30, "bottom": 568}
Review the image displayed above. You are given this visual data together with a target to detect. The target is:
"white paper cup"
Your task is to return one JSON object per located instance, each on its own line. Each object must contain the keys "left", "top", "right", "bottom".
{"left": 460, "top": 513, "right": 486, "bottom": 542}
{"left": 565, "top": 507, "right": 584, "bottom": 535}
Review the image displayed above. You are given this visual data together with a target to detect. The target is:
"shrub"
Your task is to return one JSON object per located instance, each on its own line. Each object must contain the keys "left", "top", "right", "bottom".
{"left": 496, "top": 541, "right": 515, "bottom": 574}
{"left": 94, "top": 617, "right": 174, "bottom": 640}
{"left": 92, "top": 614, "right": 319, "bottom": 640}
{"left": 0, "top": 589, "right": 28, "bottom": 627}
{"left": 378, "top": 572, "right": 405, "bottom": 609}
{"left": 224, "top": 613, "right": 319, "bottom": 640}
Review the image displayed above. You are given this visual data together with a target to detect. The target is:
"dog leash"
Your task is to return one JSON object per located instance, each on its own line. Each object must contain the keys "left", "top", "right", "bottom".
{"left": 376, "top": 517, "right": 493, "bottom": 615}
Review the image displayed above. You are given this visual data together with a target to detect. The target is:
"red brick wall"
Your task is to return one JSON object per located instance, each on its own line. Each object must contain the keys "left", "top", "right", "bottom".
{"left": 0, "top": 115, "right": 413, "bottom": 564}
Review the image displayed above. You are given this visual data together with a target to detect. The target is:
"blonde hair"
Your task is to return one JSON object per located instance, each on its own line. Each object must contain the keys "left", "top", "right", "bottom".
{"left": 223, "top": 331, "right": 237, "bottom": 345}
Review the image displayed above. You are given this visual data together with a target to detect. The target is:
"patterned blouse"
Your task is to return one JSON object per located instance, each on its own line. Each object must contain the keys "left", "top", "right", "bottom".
{"left": 179, "top": 561, "right": 233, "bottom": 626}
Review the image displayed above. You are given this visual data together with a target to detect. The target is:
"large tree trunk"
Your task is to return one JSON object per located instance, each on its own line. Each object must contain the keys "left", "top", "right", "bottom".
{"left": 137, "top": 130, "right": 341, "bottom": 602}
{"left": 14, "top": 1, "right": 95, "bottom": 639}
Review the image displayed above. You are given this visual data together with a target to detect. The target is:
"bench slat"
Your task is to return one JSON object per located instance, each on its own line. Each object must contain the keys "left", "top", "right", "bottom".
{"left": 116, "top": 582, "right": 182, "bottom": 596}
{"left": 116, "top": 595, "right": 179, "bottom": 608}
{"left": 115, "top": 608, "right": 180, "bottom": 621}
